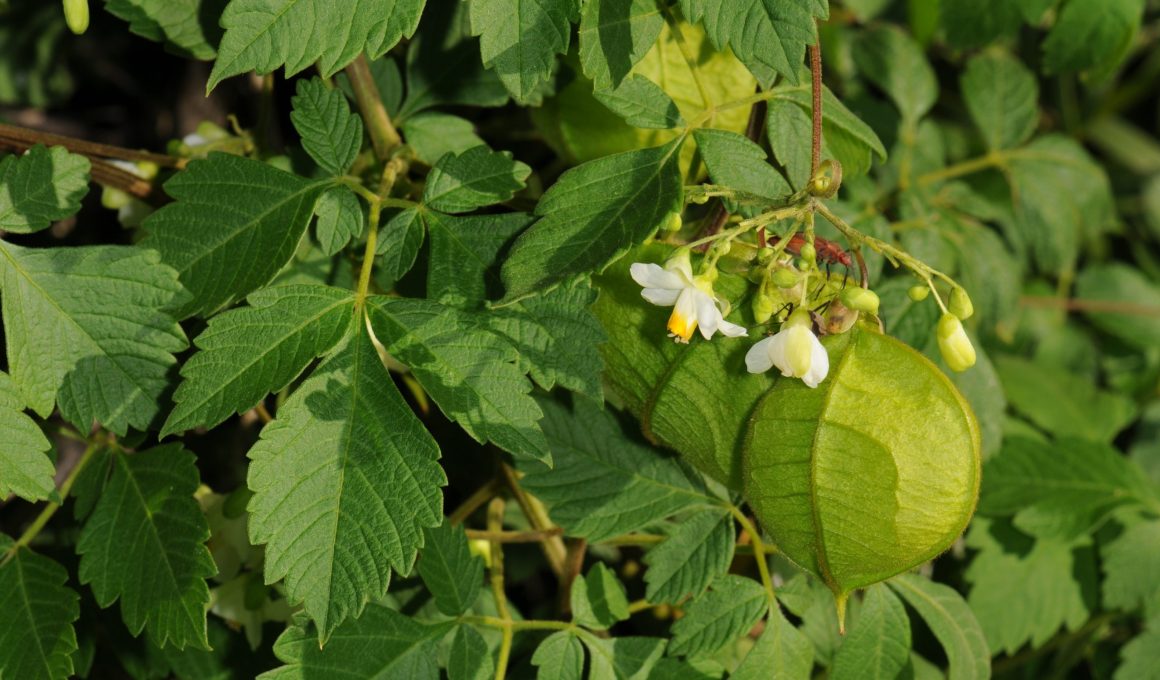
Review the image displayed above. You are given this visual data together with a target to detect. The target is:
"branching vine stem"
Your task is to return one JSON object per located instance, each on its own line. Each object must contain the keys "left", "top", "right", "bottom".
{"left": 487, "top": 497, "right": 516, "bottom": 680}
{"left": 344, "top": 54, "right": 401, "bottom": 160}
{"left": 729, "top": 507, "right": 777, "bottom": 606}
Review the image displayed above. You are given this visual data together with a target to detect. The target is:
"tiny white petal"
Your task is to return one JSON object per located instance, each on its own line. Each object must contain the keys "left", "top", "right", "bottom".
{"left": 745, "top": 336, "right": 778, "bottom": 373}
{"left": 666, "top": 256, "right": 694, "bottom": 282}
{"left": 801, "top": 337, "right": 830, "bottom": 388}
{"left": 641, "top": 287, "right": 682, "bottom": 306}
{"left": 718, "top": 318, "right": 748, "bottom": 337}
{"left": 631, "top": 262, "right": 685, "bottom": 291}
{"left": 668, "top": 287, "right": 699, "bottom": 342}
{"left": 694, "top": 291, "right": 720, "bottom": 339}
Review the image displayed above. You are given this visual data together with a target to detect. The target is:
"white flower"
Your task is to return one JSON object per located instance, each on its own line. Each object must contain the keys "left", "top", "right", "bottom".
{"left": 630, "top": 252, "right": 748, "bottom": 344}
{"left": 745, "top": 310, "right": 829, "bottom": 388}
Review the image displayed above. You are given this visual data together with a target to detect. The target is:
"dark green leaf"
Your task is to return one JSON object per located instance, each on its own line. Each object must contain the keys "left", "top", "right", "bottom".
{"left": 643, "top": 509, "right": 734, "bottom": 604}
{"left": 940, "top": 0, "right": 1022, "bottom": 49}
{"left": 447, "top": 625, "right": 492, "bottom": 680}
{"left": 402, "top": 113, "right": 487, "bottom": 165}
{"left": 163, "top": 285, "right": 354, "bottom": 436}
{"left": 0, "top": 370, "right": 54, "bottom": 501}
{"left": 417, "top": 522, "right": 484, "bottom": 617}
{"left": 961, "top": 52, "right": 1038, "bottom": 151}
{"left": 732, "top": 605, "right": 813, "bottom": 680}
{"left": 314, "top": 187, "right": 365, "bottom": 255}
{"left": 693, "top": 128, "right": 792, "bottom": 202}
{"left": 594, "top": 75, "right": 685, "bottom": 129}
{"left": 578, "top": 0, "right": 664, "bottom": 89}
{"left": 375, "top": 208, "right": 426, "bottom": 289}
{"left": 584, "top": 636, "right": 666, "bottom": 680}
{"left": 571, "top": 563, "right": 630, "bottom": 629}
{"left": 368, "top": 297, "right": 549, "bottom": 463}
{"left": 208, "top": 0, "right": 426, "bottom": 89}
{"left": 470, "top": 0, "right": 578, "bottom": 104}
{"left": 0, "top": 145, "right": 90, "bottom": 234}
{"left": 104, "top": 0, "right": 226, "bottom": 59}
{"left": 1042, "top": 0, "right": 1144, "bottom": 76}
{"left": 1075, "top": 265, "right": 1160, "bottom": 351}
{"left": 888, "top": 574, "right": 990, "bottom": 680}
{"left": 247, "top": 326, "right": 445, "bottom": 642}
{"left": 767, "top": 85, "right": 888, "bottom": 183}
{"left": 501, "top": 140, "right": 684, "bottom": 300}
{"left": 519, "top": 395, "right": 719, "bottom": 541}
{"left": 423, "top": 146, "right": 531, "bottom": 213}
{"left": 1115, "top": 615, "right": 1160, "bottom": 680}
{"left": 668, "top": 575, "right": 767, "bottom": 659}
{"left": 77, "top": 445, "right": 215, "bottom": 649}
{"left": 290, "top": 77, "right": 363, "bottom": 176}
{"left": 426, "top": 211, "right": 533, "bottom": 306}
{"left": 144, "top": 153, "right": 331, "bottom": 317}
{"left": 1102, "top": 517, "right": 1160, "bottom": 615}
{"left": 532, "top": 631, "right": 585, "bottom": 680}
{"left": 979, "top": 436, "right": 1159, "bottom": 540}
{"left": 852, "top": 25, "right": 937, "bottom": 123}
{"left": 0, "top": 541, "right": 79, "bottom": 680}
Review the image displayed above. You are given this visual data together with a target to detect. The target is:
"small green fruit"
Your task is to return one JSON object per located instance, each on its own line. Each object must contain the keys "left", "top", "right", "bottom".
{"left": 907, "top": 284, "right": 930, "bottom": 301}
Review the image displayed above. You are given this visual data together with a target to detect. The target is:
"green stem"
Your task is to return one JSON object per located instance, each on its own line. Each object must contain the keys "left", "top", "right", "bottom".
{"left": 461, "top": 615, "right": 577, "bottom": 633}
{"left": 344, "top": 54, "right": 401, "bottom": 161}
{"left": 487, "top": 498, "right": 515, "bottom": 680}
{"left": 354, "top": 202, "right": 382, "bottom": 308}
{"left": 730, "top": 507, "right": 777, "bottom": 607}
{"left": 3, "top": 442, "right": 101, "bottom": 562}
{"left": 915, "top": 151, "right": 1002, "bottom": 187}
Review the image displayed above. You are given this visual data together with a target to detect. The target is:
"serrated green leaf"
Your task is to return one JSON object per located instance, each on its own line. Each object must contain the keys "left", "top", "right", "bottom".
{"left": 375, "top": 208, "right": 426, "bottom": 288}
{"left": 732, "top": 605, "right": 813, "bottom": 680}
{"left": 402, "top": 113, "right": 487, "bottom": 165}
{"left": 940, "top": 0, "right": 1021, "bottom": 49}
{"left": 1075, "top": 265, "right": 1160, "bottom": 351}
{"left": 104, "top": 0, "right": 226, "bottom": 59}
{"left": 777, "top": 574, "right": 850, "bottom": 668}
{"left": 1042, "top": 0, "right": 1143, "bottom": 76}
{"left": 470, "top": 0, "right": 577, "bottom": 104}
{"left": 1102, "top": 517, "right": 1160, "bottom": 615}
{"left": 163, "top": 285, "right": 354, "bottom": 436}
{"left": 0, "top": 243, "right": 188, "bottom": 434}
{"left": 485, "top": 284, "right": 606, "bottom": 401}
{"left": 501, "top": 140, "right": 684, "bottom": 300}
{"left": 0, "top": 370, "right": 54, "bottom": 501}
{"left": 584, "top": 636, "right": 666, "bottom": 680}
{"left": 767, "top": 85, "right": 888, "bottom": 184}
{"left": 0, "top": 145, "right": 90, "bottom": 234}
{"left": 208, "top": 0, "right": 426, "bottom": 89}
{"left": 399, "top": 0, "right": 509, "bottom": 119}
{"left": 965, "top": 518, "right": 1095, "bottom": 655}
{"left": 0, "top": 542, "right": 79, "bottom": 680}
{"left": 417, "top": 522, "right": 484, "bottom": 617}
{"left": 669, "top": 575, "right": 766, "bottom": 659}
{"left": 519, "top": 395, "right": 718, "bottom": 541}
{"left": 425, "top": 211, "right": 533, "bottom": 306}
{"left": 888, "top": 574, "right": 990, "bottom": 680}
{"left": 314, "top": 187, "right": 365, "bottom": 255}
{"left": 423, "top": 146, "right": 531, "bottom": 213}
{"left": 643, "top": 509, "right": 734, "bottom": 604}
{"left": 572, "top": 563, "right": 630, "bottom": 629}
{"left": 76, "top": 444, "right": 215, "bottom": 650}
{"left": 961, "top": 52, "right": 1038, "bottom": 151}
{"left": 448, "top": 625, "right": 492, "bottom": 680}
{"left": 994, "top": 357, "right": 1137, "bottom": 443}
{"left": 979, "top": 436, "right": 1159, "bottom": 540}
{"left": 680, "top": 0, "right": 823, "bottom": 87}
{"left": 143, "top": 152, "right": 331, "bottom": 317}
{"left": 831, "top": 584, "right": 910, "bottom": 680}
{"left": 262, "top": 607, "right": 452, "bottom": 679}
{"left": 1003, "top": 135, "right": 1113, "bottom": 274}
{"left": 247, "top": 325, "right": 445, "bottom": 642}
{"left": 533, "top": 631, "right": 584, "bottom": 680}
{"left": 852, "top": 25, "right": 937, "bottom": 123}
{"left": 290, "top": 77, "right": 364, "bottom": 176}
{"left": 1115, "top": 615, "right": 1160, "bottom": 680}
{"left": 694, "top": 128, "right": 792, "bottom": 203}
{"left": 594, "top": 75, "right": 684, "bottom": 130}
{"left": 578, "top": 0, "right": 664, "bottom": 89}
{"left": 367, "top": 297, "right": 549, "bottom": 463}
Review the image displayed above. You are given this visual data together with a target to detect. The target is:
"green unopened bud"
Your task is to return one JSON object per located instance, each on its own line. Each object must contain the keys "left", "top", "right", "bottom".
{"left": 937, "top": 313, "right": 976, "bottom": 372}
{"left": 101, "top": 187, "right": 131, "bottom": 211}
{"left": 753, "top": 291, "right": 776, "bottom": 324}
{"left": 949, "top": 287, "right": 974, "bottom": 320}
{"left": 795, "top": 257, "right": 811, "bottom": 271}
{"left": 771, "top": 268, "right": 800, "bottom": 288}
{"left": 136, "top": 160, "right": 160, "bottom": 180}
{"left": 756, "top": 247, "right": 775, "bottom": 265}
{"left": 840, "top": 287, "right": 880, "bottom": 315}
{"left": 709, "top": 239, "right": 731, "bottom": 257}
{"left": 689, "top": 192, "right": 711, "bottom": 204}
{"left": 63, "top": 0, "right": 88, "bottom": 34}
{"left": 662, "top": 211, "right": 683, "bottom": 233}
{"left": 908, "top": 285, "right": 930, "bottom": 301}
{"left": 799, "top": 242, "right": 817, "bottom": 263}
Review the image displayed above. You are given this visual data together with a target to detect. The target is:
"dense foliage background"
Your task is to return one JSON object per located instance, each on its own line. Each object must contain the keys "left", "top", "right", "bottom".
{"left": 1, "top": 0, "right": 1159, "bottom": 678}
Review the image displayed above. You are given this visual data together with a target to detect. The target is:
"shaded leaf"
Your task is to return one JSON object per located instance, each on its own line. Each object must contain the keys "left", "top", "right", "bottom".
{"left": 693, "top": 128, "right": 792, "bottom": 203}
{"left": 578, "top": 0, "right": 664, "bottom": 89}
{"left": 0, "top": 370, "right": 54, "bottom": 501}
{"left": 1042, "top": 0, "right": 1144, "bottom": 76}
{"left": 104, "top": 0, "right": 226, "bottom": 59}
{"left": 448, "top": 625, "right": 492, "bottom": 680}
{"left": 1102, "top": 517, "right": 1160, "bottom": 616}
{"left": 0, "top": 541, "right": 79, "bottom": 680}
{"left": 852, "top": 25, "right": 937, "bottom": 123}
{"left": 1075, "top": 264, "right": 1160, "bottom": 351}
{"left": 375, "top": 208, "right": 426, "bottom": 289}
{"left": 1115, "top": 615, "right": 1160, "bottom": 680}
{"left": 767, "top": 85, "right": 887, "bottom": 183}
{"left": 290, "top": 77, "right": 363, "bottom": 176}
{"left": 402, "top": 113, "right": 487, "bottom": 165}
{"left": 572, "top": 563, "right": 630, "bottom": 629}
{"left": 668, "top": 575, "right": 767, "bottom": 659}
{"left": 643, "top": 509, "right": 734, "bottom": 604}
{"left": 584, "top": 636, "right": 666, "bottom": 680}
{"left": 889, "top": 574, "right": 990, "bottom": 680}
{"left": 0, "top": 145, "right": 90, "bottom": 234}
{"left": 417, "top": 522, "right": 484, "bottom": 617}
{"left": 423, "top": 146, "right": 531, "bottom": 213}
{"left": 470, "top": 0, "right": 577, "bottom": 104}
{"left": 594, "top": 75, "right": 685, "bottom": 129}
{"left": 961, "top": 52, "right": 1038, "bottom": 151}
{"left": 314, "top": 187, "right": 365, "bottom": 256}
{"left": 940, "top": 0, "right": 1021, "bottom": 49}
{"left": 532, "top": 631, "right": 584, "bottom": 680}
{"left": 425, "top": 210, "right": 532, "bottom": 306}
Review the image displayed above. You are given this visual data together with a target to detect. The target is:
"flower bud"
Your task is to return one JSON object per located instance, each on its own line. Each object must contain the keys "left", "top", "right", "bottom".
{"left": 709, "top": 239, "right": 731, "bottom": 257}
{"left": 839, "top": 287, "right": 880, "bottom": 316}
{"left": 907, "top": 285, "right": 930, "bottom": 302}
{"left": 937, "top": 313, "right": 976, "bottom": 372}
{"left": 101, "top": 187, "right": 132, "bottom": 210}
{"left": 756, "top": 247, "right": 775, "bottom": 265}
{"left": 771, "top": 268, "right": 800, "bottom": 288}
{"left": 136, "top": 160, "right": 160, "bottom": 181}
{"left": 753, "top": 291, "right": 776, "bottom": 324}
{"left": 662, "top": 211, "right": 683, "bottom": 233}
{"left": 63, "top": 0, "right": 89, "bottom": 35}
{"left": 799, "top": 242, "right": 817, "bottom": 263}
{"left": 689, "top": 192, "right": 710, "bottom": 204}
{"left": 949, "top": 287, "right": 974, "bottom": 320}
{"left": 468, "top": 539, "right": 493, "bottom": 568}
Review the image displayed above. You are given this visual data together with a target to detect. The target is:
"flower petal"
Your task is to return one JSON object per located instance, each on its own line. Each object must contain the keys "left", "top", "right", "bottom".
{"left": 801, "top": 335, "right": 830, "bottom": 388}
{"left": 641, "top": 287, "right": 681, "bottom": 306}
{"left": 667, "top": 288, "right": 698, "bottom": 343}
{"left": 717, "top": 318, "right": 748, "bottom": 337}
{"left": 695, "top": 291, "right": 720, "bottom": 339}
{"left": 631, "top": 262, "right": 685, "bottom": 290}
{"left": 745, "top": 336, "right": 778, "bottom": 373}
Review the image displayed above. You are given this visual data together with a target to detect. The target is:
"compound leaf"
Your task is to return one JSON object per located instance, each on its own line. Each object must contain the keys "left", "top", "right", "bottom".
{"left": 247, "top": 325, "right": 445, "bottom": 643}
{"left": 693, "top": 128, "right": 792, "bottom": 202}
{"left": 0, "top": 243, "right": 188, "bottom": 434}
{"left": 417, "top": 522, "right": 484, "bottom": 617}
{"left": 425, "top": 210, "right": 533, "bottom": 306}
{"left": 290, "top": 77, "right": 364, "bottom": 176}
{"left": 668, "top": 575, "right": 767, "bottom": 659}
{"left": 888, "top": 574, "right": 990, "bottom": 680}
{"left": 732, "top": 605, "right": 813, "bottom": 680}
{"left": 578, "top": 0, "right": 664, "bottom": 89}
{"left": 0, "top": 145, "right": 90, "bottom": 234}
{"left": 1102, "top": 518, "right": 1160, "bottom": 615}
{"left": 314, "top": 187, "right": 365, "bottom": 255}
{"left": 831, "top": 584, "right": 911, "bottom": 680}
{"left": 76, "top": 444, "right": 215, "bottom": 650}
{"left": 423, "top": 145, "right": 531, "bottom": 214}
{"left": 0, "top": 370, "right": 55, "bottom": 502}
{"left": 594, "top": 75, "right": 684, "bottom": 130}
{"left": 376, "top": 208, "right": 426, "bottom": 289}
{"left": 571, "top": 563, "right": 630, "bottom": 630}
{"left": 501, "top": 140, "right": 684, "bottom": 300}
{"left": 532, "top": 631, "right": 584, "bottom": 680}
{"left": 643, "top": 509, "right": 734, "bottom": 605}
{"left": 367, "top": 297, "right": 549, "bottom": 463}
{"left": 143, "top": 152, "right": 331, "bottom": 317}
{"left": 584, "top": 636, "right": 666, "bottom": 680}
{"left": 0, "top": 540, "right": 79, "bottom": 680}
{"left": 470, "top": 0, "right": 577, "bottom": 104}
{"left": 163, "top": 285, "right": 354, "bottom": 436}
